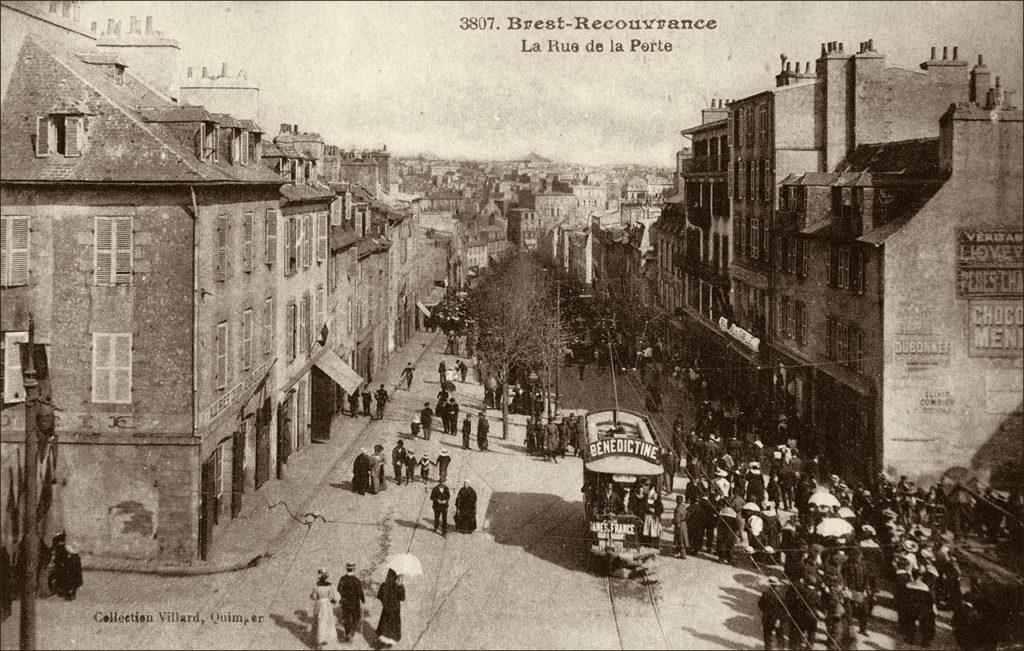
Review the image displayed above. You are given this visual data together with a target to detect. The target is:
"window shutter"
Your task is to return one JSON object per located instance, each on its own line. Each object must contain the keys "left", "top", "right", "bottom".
{"left": 286, "top": 303, "right": 296, "bottom": 361}
{"left": 241, "top": 132, "right": 249, "bottom": 165}
{"left": 215, "top": 322, "right": 227, "bottom": 389}
{"left": 35, "top": 117, "right": 51, "bottom": 157}
{"left": 64, "top": 117, "right": 83, "bottom": 157}
{"left": 263, "top": 297, "right": 273, "bottom": 358}
{"left": 0, "top": 217, "right": 7, "bottom": 287}
{"left": 216, "top": 215, "right": 228, "bottom": 281}
{"left": 265, "top": 209, "right": 277, "bottom": 266}
{"left": 3, "top": 217, "right": 30, "bottom": 286}
{"left": 92, "top": 333, "right": 112, "bottom": 402}
{"left": 243, "top": 212, "right": 253, "bottom": 273}
{"left": 827, "top": 245, "right": 837, "bottom": 287}
{"left": 318, "top": 212, "right": 327, "bottom": 262}
{"left": 316, "top": 286, "right": 325, "bottom": 332}
{"left": 4, "top": 332, "right": 29, "bottom": 403}
{"left": 112, "top": 333, "right": 132, "bottom": 403}
{"left": 304, "top": 215, "right": 313, "bottom": 267}
{"left": 95, "top": 217, "right": 113, "bottom": 285}
{"left": 197, "top": 123, "right": 206, "bottom": 159}
{"left": 114, "top": 217, "right": 132, "bottom": 284}
{"left": 242, "top": 309, "right": 252, "bottom": 370}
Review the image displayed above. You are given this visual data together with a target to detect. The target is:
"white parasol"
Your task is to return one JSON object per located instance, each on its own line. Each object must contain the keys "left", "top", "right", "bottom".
{"left": 808, "top": 491, "right": 840, "bottom": 508}
{"left": 816, "top": 517, "right": 855, "bottom": 538}
{"left": 837, "top": 506, "right": 857, "bottom": 519}
{"left": 386, "top": 553, "right": 423, "bottom": 577}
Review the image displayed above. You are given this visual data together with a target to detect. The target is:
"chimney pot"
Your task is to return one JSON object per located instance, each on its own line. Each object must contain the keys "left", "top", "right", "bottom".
{"left": 942, "top": 46, "right": 948, "bottom": 60}
{"left": 995, "top": 76, "right": 1002, "bottom": 88}
{"left": 821, "top": 43, "right": 827, "bottom": 56}
{"left": 107, "top": 18, "right": 115, "bottom": 34}
{"left": 293, "top": 124, "right": 299, "bottom": 134}
{"left": 116, "top": 21, "right": 122, "bottom": 36}
{"left": 953, "top": 46, "right": 958, "bottom": 60}
{"left": 202, "top": 66, "right": 208, "bottom": 78}
{"left": 221, "top": 62, "right": 228, "bottom": 77}
{"left": 978, "top": 54, "right": 984, "bottom": 66}
{"left": 91, "top": 21, "right": 97, "bottom": 34}
{"left": 839, "top": 42, "right": 844, "bottom": 53}
{"left": 786, "top": 62, "right": 792, "bottom": 72}
{"left": 931, "top": 46, "right": 937, "bottom": 60}
{"left": 281, "top": 123, "right": 291, "bottom": 134}
{"left": 187, "top": 66, "right": 193, "bottom": 78}
{"left": 805, "top": 62, "right": 811, "bottom": 73}
{"left": 131, "top": 16, "right": 141, "bottom": 34}
{"left": 868, "top": 38, "right": 874, "bottom": 51}
{"left": 146, "top": 16, "right": 153, "bottom": 35}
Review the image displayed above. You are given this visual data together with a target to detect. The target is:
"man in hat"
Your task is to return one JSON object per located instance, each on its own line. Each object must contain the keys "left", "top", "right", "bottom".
{"left": 361, "top": 385, "right": 372, "bottom": 417}
{"left": 352, "top": 448, "right": 371, "bottom": 495}
{"left": 392, "top": 441, "right": 408, "bottom": 485}
{"left": 401, "top": 362, "right": 415, "bottom": 390}
{"left": 662, "top": 447, "right": 678, "bottom": 493}
{"left": 447, "top": 397, "right": 460, "bottom": 436}
{"left": 438, "top": 360, "right": 447, "bottom": 385}
{"left": 746, "top": 462, "right": 767, "bottom": 504}
{"left": 431, "top": 478, "right": 451, "bottom": 536}
{"left": 759, "top": 575, "right": 787, "bottom": 650}
{"left": 337, "top": 562, "right": 365, "bottom": 642}
{"left": 348, "top": 390, "right": 360, "bottom": 418}
{"left": 51, "top": 538, "right": 83, "bottom": 600}
{"left": 374, "top": 384, "right": 389, "bottom": 421}
{"left": 420, "top": 403, "right": 433, "bottom": 440}
{"left": 672, "top": 497, "right": 689, "bottom": 558}
{"left": 461, "top": 413, "right": 472, "bottom": 449}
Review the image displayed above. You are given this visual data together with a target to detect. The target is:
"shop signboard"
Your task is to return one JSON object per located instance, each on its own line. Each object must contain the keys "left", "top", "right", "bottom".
{"left": 968, "top": 299, "right": 1023, "bottom": 358}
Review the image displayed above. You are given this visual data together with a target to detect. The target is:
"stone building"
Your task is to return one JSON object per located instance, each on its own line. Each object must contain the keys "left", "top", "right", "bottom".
{"left": 1, "top": 35, "right": 283, "bottom": 562}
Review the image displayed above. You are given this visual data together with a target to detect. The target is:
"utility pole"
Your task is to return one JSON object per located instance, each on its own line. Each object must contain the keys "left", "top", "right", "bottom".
{"left": 20, "top": 315, "right": 39, "bottom": 651}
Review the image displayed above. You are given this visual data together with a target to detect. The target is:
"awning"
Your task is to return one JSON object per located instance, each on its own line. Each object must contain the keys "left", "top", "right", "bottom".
{"left": 664, "top": 191, "right": 686, "bottom": 204}
{"left": 416, "top": 302, "right": 431, "bottom": 317}
{"left": 422, "top": 285, "right": 446, "bottom": 306}
{"left": 315, "top": 348, "right": 364, "bottom": 394}
{"left": 280, "top": 343, "right": 328, "bottom": 395}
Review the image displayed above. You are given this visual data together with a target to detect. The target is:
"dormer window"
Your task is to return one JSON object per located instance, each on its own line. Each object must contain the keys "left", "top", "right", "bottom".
{"left": 230, "top": 129, "right": 240, "bottom": 164}
{"left": 35, "top": 114, "right": 86, "bottom": 157}
{"left": 196, "top": 122, "right": 219, "bottom": 162}
{"left": 240, "top": 131, "right": 250, "bottom": 166}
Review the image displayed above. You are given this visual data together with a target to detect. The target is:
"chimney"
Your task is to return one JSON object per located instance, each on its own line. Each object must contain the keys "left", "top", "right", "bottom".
{"left": 221, "top": 62, "right": 228, "bottom": 78}
{"left": 130, "top": 16, "right": 141, "bottom": 35}
{"left": 107, "top": 19, "right": 115, "bottom": 35}
{"left": 931, "top": 46, "right": 937, "bottom": 60}
{"left": 281, "top": 123, "right": 292, "bottom": 134}
{"left": 868, "top": 39, "right": 874, "bottom": 51}
{"left": 942, "top": 46, "right": 948, "bottom": 60}
{"left": 187, "top": 66, "right": 193, "bottom": 78}
{"left": 202, "top": 66, "right": 208, "bottom": 78}
{"left": 970, "top": 54, "right": 991, "bottom": 105}
{"left": 91, "top": 21, "right": 97, "bottom": 35}
{"left": 146, "top": 16, "right": 154, "bottom": 35}
{"left": 116, "top": 21, "right": 122, "bottom": 36}
{"left": 953, "top": 46, "right": 958, "bottom": 60}
{"left": 293, "top": 124, "right": 299, "bottom": 134}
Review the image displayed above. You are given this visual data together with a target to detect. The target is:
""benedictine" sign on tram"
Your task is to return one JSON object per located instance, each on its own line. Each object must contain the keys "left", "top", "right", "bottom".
{"left": 587, "top": 437, "right": 661, "bottom": 463}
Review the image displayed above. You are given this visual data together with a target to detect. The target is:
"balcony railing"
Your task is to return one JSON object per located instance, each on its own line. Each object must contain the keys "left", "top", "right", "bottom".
{"left": 689, "top": 155, "right": 728, "bottom": 173}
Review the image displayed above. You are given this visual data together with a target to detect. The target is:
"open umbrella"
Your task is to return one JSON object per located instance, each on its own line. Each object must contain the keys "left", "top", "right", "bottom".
{"left": 719, "top": 506, "right": 737, "bottom": 519}
{"left": 386, "top": 553, "right": 423, "bottom": 578}
{"left": 742, "top": 502, "right": 761, "bottom": 513}
{"left": 808, "top": 491, "right": 840, "bottom": 508}
{"left": 816, "top": 517, "right": 855, "bottom": 538}
{"left": 837, "top": 506, "right": 856, "bottom": 519}
{"left": 441, "top": 380, "right": 456, "bottom": 392}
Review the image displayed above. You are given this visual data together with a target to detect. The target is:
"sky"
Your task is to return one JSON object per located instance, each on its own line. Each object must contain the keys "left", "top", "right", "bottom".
{"left": 82, "top": 1, "right": 1024, "bottom": 167}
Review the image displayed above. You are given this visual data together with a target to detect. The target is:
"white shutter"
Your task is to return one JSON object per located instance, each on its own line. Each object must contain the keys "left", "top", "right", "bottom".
{"left": 216, "top": 215, "right": 228, "bottom": 281}
{"left": 240, "top": 131, "right": 249, "bottom": 166}
{"left": 243, "top": 212, "right": 253, "bottom": 273}
{"left": 91, "top": 333, "right": 112, "bottom": 402}
{"left": 4, "top": 332, "right": 29, "bottom": 403}
{"left": 316, "top": 286, "right": 325, "bottom": 332}
{"left": 112, "top": 333, "right": 132, "bottom": 403}
{"left": 94, "top": 217, "right": 113, "bottom": 285}
{"left": 317, "top": 212, "right": 327, "bottom": 262}
{"left": 35, "top": 117, "right": 51, "bottom": 157}
{"left": 330, "top": 199, "right": 341, "bottom": 226}
{"left": 3, "top": 217, "right": 30, "bottom": 287}
{"left": 114, "top": 217, "right": 133, "bottom": 284}
{"left": 265, "top": 209, "right": 277, "bottom": 266}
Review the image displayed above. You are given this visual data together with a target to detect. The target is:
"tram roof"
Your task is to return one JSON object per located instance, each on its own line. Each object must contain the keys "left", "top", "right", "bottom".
{"left": 583, "top": 410, "right": 663, "bottom": 476}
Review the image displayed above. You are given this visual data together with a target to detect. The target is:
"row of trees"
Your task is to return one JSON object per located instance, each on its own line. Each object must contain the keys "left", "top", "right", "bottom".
{"left": 468, "top": 253, "right": 568, "bottom": 439}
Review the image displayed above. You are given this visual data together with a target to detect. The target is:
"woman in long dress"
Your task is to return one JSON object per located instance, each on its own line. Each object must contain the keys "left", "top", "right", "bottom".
{"left": 309, "top": 569, "right": 340, "bottom": 649}
{"left": 455, "top": 481, "right": 478, "bottom": 533}
{"left": 376, "top": 568, "right": 405, "bottom": 647}
{"left": 370, "top": 445, "right": 387, "bottom": 494}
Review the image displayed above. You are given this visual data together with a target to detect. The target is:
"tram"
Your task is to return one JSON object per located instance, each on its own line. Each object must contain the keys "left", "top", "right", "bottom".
{"left": 582, "top": 409, "right": 664, "bottom": 579}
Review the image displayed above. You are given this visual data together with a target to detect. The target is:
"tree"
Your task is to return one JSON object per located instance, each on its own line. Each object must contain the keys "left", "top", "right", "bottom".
{"left": 470, "top": 253, "right": 562, "bottom": 438}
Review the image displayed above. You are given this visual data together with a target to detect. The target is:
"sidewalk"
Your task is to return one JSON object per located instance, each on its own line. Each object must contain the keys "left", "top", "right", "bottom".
{"left": 87, "top": 330, "right": 443, "bottom": 575}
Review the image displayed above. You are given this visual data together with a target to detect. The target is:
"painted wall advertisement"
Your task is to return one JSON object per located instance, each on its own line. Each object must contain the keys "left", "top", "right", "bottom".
{"left": 956, "top": 229, "right": 1023, "bottom": 358}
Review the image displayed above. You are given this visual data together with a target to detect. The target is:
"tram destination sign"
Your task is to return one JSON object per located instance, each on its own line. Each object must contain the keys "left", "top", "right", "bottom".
{"left": 588, "top": 437, "right": 661, "bottom": 463}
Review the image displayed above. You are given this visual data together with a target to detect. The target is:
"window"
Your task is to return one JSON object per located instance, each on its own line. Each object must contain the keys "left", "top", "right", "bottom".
{"left": 764, "top": 161, "right": 772, "bottom": 202}
{"left": 242, "top": 212, "right": 253, "bottom": 273}
{"left": 745, "top": 162, "right": 753, "bottom": 202}
{"left": 733, "top": 161, "right": 740, "bottom": 200}
{"left": 346, "top": 297, "right": 353, "bottom": 334}
{"left": 215, "top": 214, "right": 231, "bottom": 281}
{"left": 851, "top": 248, "right": 865, "bottom": 294}
{"left": 756, "top": 161, "right": 763, "bottom": 202}
{"left": 303, "top": 214, "right": 313, "bottom": 268}
{"left": 213, "top": 444, "right": 225, "bottom": 504}
{"left": 213, "top": 126, "right": 220, "bottom": 163}
{"left": 750, "top": 218, "right": 760, "bottom": 260}
{"left": 316, "top": 285, "right": 326, "bottom": 336}
{"left": 837, "top": 247, "right": 851, "bottom": 290}
{"left": 785, "top": 237, "right": 797, "bottom": 274}
{"left": 826, "top": 316, "right": 836, "bottom": 359}
{"left": 1, "top": 216, "right": 30, "bottom": 287}
{"left": 92, "top": 332, "right": 132, "bottom": 403}
{"left": 721, "top": 235, "right": 729, "bottom": 271}
{"left": 214, "top": 321, "right": 229, "bottom": 389}
{"left": 95, "top": 216, "right": 133, "bottom": 285}
{"left": 780, "top": 295, "right": 791, "bottom": 338}
{"left": 796, "top": 301, "right": 807, "bottom": 346}
{"left": 330, "top": 198, "right": 342, "bottom": 226}
{"left": 286, "top": 302, "right": 297, "bottom": 361}
{"left": 746, "top": 107, "right": 754, "bottom": 146}
{"left": 241, "top": 309, "right": 253, "bottom": 371}
{"left": 837, "top": 321, "right": 850, "bottom": 363}
{"left": 3, "top": 332, "right": 29, "bottom": 403}
{"left": 263, "top": 296, "right": 273, "bottom": 360}
{"left": 317, "top": 212, "right": 328, "bottom": 262}
{"left": 798, "top": 239, "right": 809, "bottom": 277}
{"left": 849, "top": 324, "right": 864, "bottom": 372}
{"left": 240, "top": 131, "right": 250, "bottom": 166}
{"left": 265, "top": 209, "right": 278, "bottom": 266}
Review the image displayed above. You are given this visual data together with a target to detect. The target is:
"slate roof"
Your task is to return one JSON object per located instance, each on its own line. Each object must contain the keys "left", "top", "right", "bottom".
{"left": 781, "top": 139, "right": 943, "bottom": 188}
{"left": 1, "top": 36, "right": 283, "bottom": 185}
